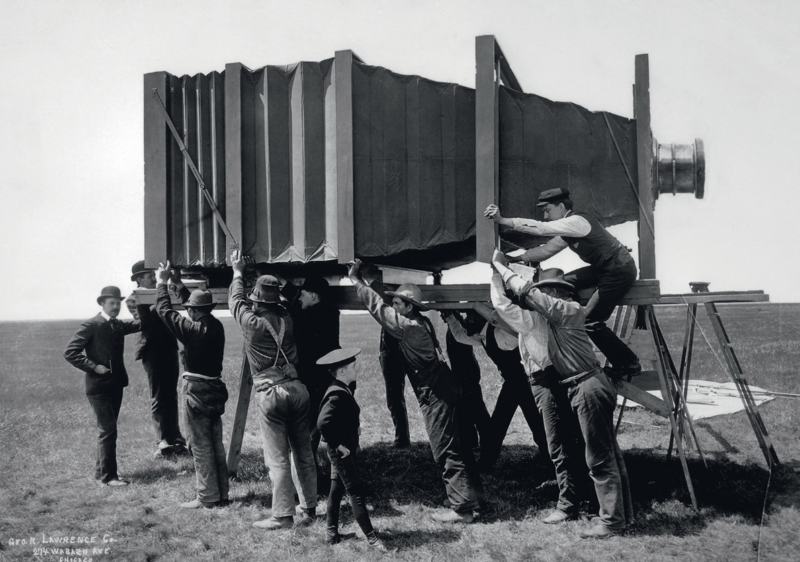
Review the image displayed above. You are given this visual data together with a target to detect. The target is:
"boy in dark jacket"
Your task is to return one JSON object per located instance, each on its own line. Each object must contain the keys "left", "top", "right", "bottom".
{"left": 64, "top": 286, "right": 140, "bottom": 486}
{"left": 317, "top": 348, "right": 388, "bottom": 551}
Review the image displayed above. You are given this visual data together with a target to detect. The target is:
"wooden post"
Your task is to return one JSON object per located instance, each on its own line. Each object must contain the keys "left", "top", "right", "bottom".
{"left": 143, "top": 72, "right": 170, "bottom": 268}
{"left": 634, "top": 54, "right": 656, "bottom": 279}
{"left": 224, "top": 63, "right": 245, "bottom": 264}
{"left": 226, "top": 355, "right": 253, "bottom": 476}
{"left": 334, "top": 50, "right": 356, "bottom": 263}
{"left": 475, "top": 36, "right": 500, "bottom": 263}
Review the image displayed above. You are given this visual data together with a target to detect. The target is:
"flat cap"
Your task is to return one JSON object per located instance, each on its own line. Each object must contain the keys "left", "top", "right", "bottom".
{"left": 536, "top": 187, "right": 571, "bottom": 207}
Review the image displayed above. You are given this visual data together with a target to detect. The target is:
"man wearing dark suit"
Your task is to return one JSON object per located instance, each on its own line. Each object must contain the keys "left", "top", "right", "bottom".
{"left": 127, "top": 260, "right": 189, "bottom": 458}
{"left": 64, "top": 286, "right": 140, "bottom": 486}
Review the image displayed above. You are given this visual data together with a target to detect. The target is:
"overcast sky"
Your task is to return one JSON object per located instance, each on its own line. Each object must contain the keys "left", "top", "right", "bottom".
{"left": 1, "top": 0, "right": 798, "bottom": 321}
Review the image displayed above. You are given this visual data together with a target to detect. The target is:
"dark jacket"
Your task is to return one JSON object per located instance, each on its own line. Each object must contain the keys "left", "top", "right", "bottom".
{"left": 317, "top": 379, "right": 360, "bottom": 452}
{"left": 133, "top": 284, "right": 190, "bottom": 362}
{"left": 184, "top": 376, "right": 228, "bottom": 417}
{"left": 64, "top": 314, "right": 140, "bottom": 395}
{"left": 155, "top": 284, "right": 225, "bottom": 378}
{"left": 286, "top": 296, "right": 340, "bottom": 390}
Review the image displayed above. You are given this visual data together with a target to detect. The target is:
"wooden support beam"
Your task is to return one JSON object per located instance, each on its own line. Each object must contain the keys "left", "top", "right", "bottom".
{"left": 226, "top": 355, "right": 252, "bottom": 475}
{"left": 143, "top": 72, "right": 170, "bottom": 268}
{"left": 475, "top": 36, "right": 500, "bottom": 263}
{"left": 334, "top": 50, "right": 356, "bottom": 263}
{"left": 224, "top": 63, "right": 245, "bottom": 264}
{"left": 634, "top": 54, "right": 656, "bottom": 279}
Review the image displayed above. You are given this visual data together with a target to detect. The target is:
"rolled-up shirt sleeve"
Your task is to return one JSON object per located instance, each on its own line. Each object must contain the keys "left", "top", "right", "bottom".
{"left": 491, "top": 273, "right": 535, "bottom": 335}
{"left": 354, "top": 280, "right": 409, "bottom": 340}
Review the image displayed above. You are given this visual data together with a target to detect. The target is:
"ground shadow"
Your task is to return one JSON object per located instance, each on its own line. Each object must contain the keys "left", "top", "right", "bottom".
{"left": 125, "top": 456, "right": 194, "bottom": 484}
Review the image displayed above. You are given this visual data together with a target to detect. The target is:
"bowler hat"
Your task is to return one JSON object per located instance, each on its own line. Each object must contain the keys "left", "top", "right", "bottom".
{"left": 536, "top": 188, "right": 571, "bottom": 207}
{"left": 97, "top": 286, "right": 124, "bottom": 304}
{"left": 184, "top": 289, "right": 216, "bottom": 310}
{"left": 130, "top": 260, "right": 153, "bottom": 281}
{"left": 300, "top": 276, "right": 329, "bottom": 297}
{"left": 248, "top": 275, "right": 281, "bottom": 303}
{"left": 529, "top": 268, "right": 575, "bottom": 291}
{"left": 317, "top": 347, "right": 361, "bottom": 370}
{"left": 385, "top": 283, "right": 429, "bottom": 311}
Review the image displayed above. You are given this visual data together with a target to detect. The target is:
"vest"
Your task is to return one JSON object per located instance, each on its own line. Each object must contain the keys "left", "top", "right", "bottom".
{"left": 561, "top": 212, "right": 629, "bottom": 267}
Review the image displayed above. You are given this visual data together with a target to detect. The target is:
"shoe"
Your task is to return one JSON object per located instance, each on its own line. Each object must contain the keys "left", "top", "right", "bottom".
{"left": 611, "top": 361, "right": 642, "bottom": 379}
{"left": 542, "top": 510, "right": 578, "bottom": 524}
{"left": 295, "top": 508, "right": 317, "bottom": 527}
{"left": 216, "top": 499, "right": 231, "bottom": 508}
{"left": 393, "top": 440, "right": 411, "bottom": 449}
{"left": 431, "top": 510, "right": 474, "bottom": 524}
{"left": 252, "top": 516, "right": 294, "bottom": 530}
{"left": 180, "top": 499, "right": 216, "bottom": 509}
{"left": 367, "top": 531, "right": 391, "bottom": 552}
{"left": 102, "top": 478, "right": 128, "bottom": 487}
{"left": 442, "top": 498, "right": 452, "bottom": 509}
{"left": 326, "top": 527, "right": 357, "bottom": 545}
{"left": 579, "top": 523, "right": 621, "bottom": 539}
{"left": 172, "top": 443, "right": 189, "bottom": 456}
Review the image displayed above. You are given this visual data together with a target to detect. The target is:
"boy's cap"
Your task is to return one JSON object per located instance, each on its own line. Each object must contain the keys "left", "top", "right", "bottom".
{"left": 536, "top": 187, "right": 571, "bottom": 207}
{"left": 317, "top": 348, "right": 361, "bottom": 370}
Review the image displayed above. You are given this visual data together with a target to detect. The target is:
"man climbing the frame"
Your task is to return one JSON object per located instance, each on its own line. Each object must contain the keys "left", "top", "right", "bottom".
{"left": 485, "top": 188, "right": 641, "bottom": 378}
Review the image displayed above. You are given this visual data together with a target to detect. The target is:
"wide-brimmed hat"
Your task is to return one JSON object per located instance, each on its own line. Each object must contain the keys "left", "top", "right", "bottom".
{"left": 317, "top": 347, "right": 361, "bottom": 370}
{"left": 97, "top": 286, "right": 124, "bottom": 304}
{"left": 300, "top": 276, "right": 329, "bottom": 297}
{"left": 536, "top": 187, "right": 571, "bottom": 207}
{"left": 184, "top": 289, "right": 216, "bottom": 310}
{"left": 529, "top": 268, "right": 575, "bottom": 291}
{"left": 385, "top": 283, "right": 429, "bottom": 311}
{"left": 248, "top": 275, "right": 281, "bottom": 303}
{"left": 130, "top": 260, "right": 154, "bottom": 281}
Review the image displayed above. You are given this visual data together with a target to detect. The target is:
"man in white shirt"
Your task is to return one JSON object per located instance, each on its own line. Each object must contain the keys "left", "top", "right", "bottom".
{"left": 485, "top": 188, "right": 641, "bottom": 378}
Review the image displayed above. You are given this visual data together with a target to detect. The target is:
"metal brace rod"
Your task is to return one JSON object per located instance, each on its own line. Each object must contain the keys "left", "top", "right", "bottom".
{"left": 151, "top": 89, "right": 238, "bottom": 250}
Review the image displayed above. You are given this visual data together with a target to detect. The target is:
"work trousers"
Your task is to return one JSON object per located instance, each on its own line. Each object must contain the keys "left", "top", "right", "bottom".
{"left": 446, "top": 330, "right": 491, "bottom": 451}
{"left": 142, "top": 350, "right": 184, "bottom": 446}
{"left": 326, "top": 448, "right": 374, "bottom": 536}
{"left": 410, "top": 363, "right": 480, "bottom": 513}
{"left": 481, "top": 364, "right": 551, "bottom": 471}
{"left": 86, "top": 389, "right": 124, "bottom": 483}
{"left": 380, "top": 330, "right": 411, "bottom": 447}
{"left": 184, "top": 401, "right": 229, "bottom": 504}
{"left": 564, "top": 254, "right": 639, "bottom": 368}
{"left": 530, "top": 381, "right": 592, "bottom": 515}
{"left": 255, "top": 379, "right": 318, "bottom": 518}
{"left": 567, "top": 373, "right": 633, "bottom": 530}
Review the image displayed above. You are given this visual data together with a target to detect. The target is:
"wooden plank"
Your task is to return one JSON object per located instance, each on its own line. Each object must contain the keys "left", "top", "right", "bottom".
{"left": 334, "top": 50, "right": 356, "bottom": 263}
{"left": 226, "top": 355, "right": 253, "bottom": 476}
{"left": 614, "top": 379, "right": 670, "bottom": 418}
{"left": 143, "top": 72, "right": 170, "bottom": 268}
{"left": 634, "top": 54, "right": 656, "bottom": 279}
{"left": 224, "top": 63, "right": 244, "bottom": 264}
{"left": 657, "top": 291, "right": 768, "bottom": 305}
{"left": 475, "top": 35, "right": 499, "bottom": 263}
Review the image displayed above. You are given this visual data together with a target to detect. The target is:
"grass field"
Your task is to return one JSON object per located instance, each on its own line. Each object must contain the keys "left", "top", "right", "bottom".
{"left": 1, "top": 303, "right": 799, "bottom": 561}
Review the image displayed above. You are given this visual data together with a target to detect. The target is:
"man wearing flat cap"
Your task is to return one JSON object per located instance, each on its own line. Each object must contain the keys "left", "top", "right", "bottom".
{"left": 64, "top": 286, "right": 141, "bottom": 487}
{"left": 228, "top": 251, "right": 317, "bottom": 530}
{"left": 154, "top": 262, "right": 228, "bottom": 509}
{"left": 348, "top": 260, "right": 481, "bottom": 523}
{"left": 492, "top": 250, "right": 633, "bottom": 539}
{"left": 281, "top": 276, "right": 340, "bottom": 469}
{"left": 127, "top": 260, "right": 189, "bottom": 458}
{"left": 485, "top": 188, "right": 641, "bottom": 378}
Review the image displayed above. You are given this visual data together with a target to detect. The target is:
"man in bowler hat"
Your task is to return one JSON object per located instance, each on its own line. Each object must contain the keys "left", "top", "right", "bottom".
{"left": 64, "top": 286, "right": 141, "bottom": 486}
{"left": 485, "top": 188, "right": 641, "bottom": 378}
{"left": 127, "top": 260, "right": 189, "bottom": 458}
{"left": 154, "top": 262, "right": 228, "bottom": 509}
